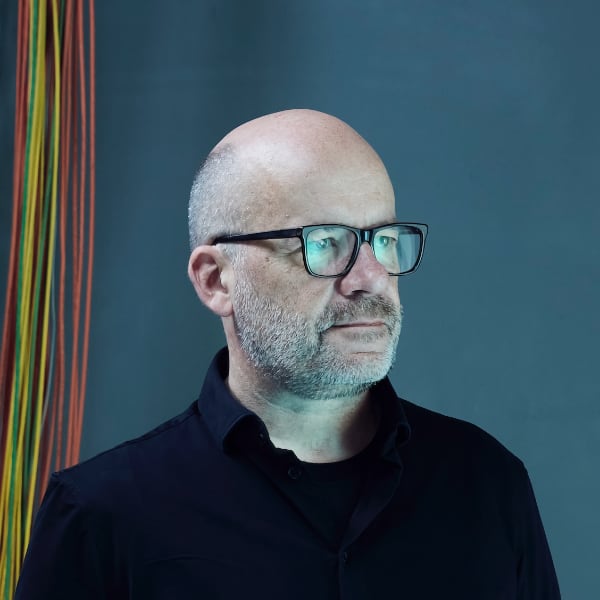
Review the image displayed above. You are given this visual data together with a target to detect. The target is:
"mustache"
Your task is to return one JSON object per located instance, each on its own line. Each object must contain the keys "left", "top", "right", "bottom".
{"left": 317, "top": 297, "right": 403, "bottom": 331}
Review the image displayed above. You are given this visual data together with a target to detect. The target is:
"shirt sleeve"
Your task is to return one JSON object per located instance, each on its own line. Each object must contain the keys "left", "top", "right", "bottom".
{"left": 516, "top": 467, "right": 561, "bottom": 599}
{"left": 15, "top": 472, "right": 113, "bottom": 600}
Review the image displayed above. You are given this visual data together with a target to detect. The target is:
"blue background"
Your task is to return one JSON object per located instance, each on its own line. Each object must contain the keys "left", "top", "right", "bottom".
{"left": 1, "top": 1, "right": 598, "bottom": 597}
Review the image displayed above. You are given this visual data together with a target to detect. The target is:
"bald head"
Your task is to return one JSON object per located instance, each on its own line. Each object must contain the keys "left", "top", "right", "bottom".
{"left": 188, "top": 109, "right": 394, "bottom": 250}
{"left": 214, "top": 109, "right": 381, "bottom": 171}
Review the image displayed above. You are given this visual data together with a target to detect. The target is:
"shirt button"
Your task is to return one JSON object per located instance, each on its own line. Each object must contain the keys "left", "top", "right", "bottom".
{"left": 342, "top": 550, "right": 349, "bottom": 563}
{"left": 287, "top": 465, "right": 303, "bottom": 480}
{"left": 258, "top": 431, "right": 267, "bottom": 446}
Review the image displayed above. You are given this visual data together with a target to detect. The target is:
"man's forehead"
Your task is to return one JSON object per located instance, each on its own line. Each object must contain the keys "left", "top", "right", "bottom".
{"left": 242, "top": 163, "right": 396, "bottom": 232}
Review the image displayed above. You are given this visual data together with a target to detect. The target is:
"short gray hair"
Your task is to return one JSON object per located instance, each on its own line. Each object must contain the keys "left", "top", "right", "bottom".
{"left": 188, "top": 144, "right": 246, "bottom": 257}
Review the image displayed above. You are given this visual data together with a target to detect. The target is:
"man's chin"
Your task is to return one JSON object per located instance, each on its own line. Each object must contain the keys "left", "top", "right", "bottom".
{"left": 317, "top": 347, "right": 394, "bottom": 383}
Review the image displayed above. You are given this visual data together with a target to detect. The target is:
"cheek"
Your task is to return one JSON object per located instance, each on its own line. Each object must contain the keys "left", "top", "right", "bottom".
{"left": 268, "top": 274, "right": 332, "bottom": 322}
{"left": 244, "top": 249, "right": 349, "bottom": 318}
{"left": 280, "top": 283, "right": 332, "bottom": 317}
{"left": 251, "top": 266, "right": 332, "bottom": 317}
{"left": 389, "top": 281, "right": 401, "bottom": 304}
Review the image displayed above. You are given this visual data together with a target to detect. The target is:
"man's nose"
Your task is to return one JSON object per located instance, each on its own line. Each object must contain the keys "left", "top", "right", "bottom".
{"left": 337, "top": 242, "right": 390, "bottom": 296}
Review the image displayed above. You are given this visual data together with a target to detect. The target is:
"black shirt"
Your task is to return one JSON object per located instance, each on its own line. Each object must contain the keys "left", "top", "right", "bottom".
{"left": 16, "top": 349, "right": 561, "bottom": 599}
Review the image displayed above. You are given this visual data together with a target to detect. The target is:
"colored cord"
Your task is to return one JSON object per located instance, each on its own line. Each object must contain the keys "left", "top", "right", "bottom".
{"left": 0, "top": 1, "right": 96, "bottom": 595}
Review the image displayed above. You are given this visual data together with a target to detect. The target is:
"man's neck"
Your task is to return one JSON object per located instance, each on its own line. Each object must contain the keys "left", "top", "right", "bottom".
{"left": 226, "top": 364, "right": 381, "bottom": 463}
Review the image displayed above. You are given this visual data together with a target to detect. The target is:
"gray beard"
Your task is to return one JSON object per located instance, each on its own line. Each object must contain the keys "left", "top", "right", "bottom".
{"left": 232, "top": 275, "right": 402, "bottom": 400}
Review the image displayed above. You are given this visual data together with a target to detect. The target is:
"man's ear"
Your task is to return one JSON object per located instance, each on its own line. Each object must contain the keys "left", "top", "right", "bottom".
{"left": 187, "top": 246, "right": 233, "bottom": 317}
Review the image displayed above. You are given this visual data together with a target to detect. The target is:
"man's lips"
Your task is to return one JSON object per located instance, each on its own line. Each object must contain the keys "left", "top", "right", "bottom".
{"left": 330, "top": 321, "right": 386, "bottom": 328}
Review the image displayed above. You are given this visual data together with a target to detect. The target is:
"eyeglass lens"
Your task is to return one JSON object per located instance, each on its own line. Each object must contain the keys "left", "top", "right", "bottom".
{"left": 305, "top": 225, "right": 421, "bottom": 276}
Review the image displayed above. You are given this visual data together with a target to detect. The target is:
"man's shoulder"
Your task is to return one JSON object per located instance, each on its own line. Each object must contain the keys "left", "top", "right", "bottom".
{"left": 399, "top": 398, "right": 525, "bottom": 473}
{"left": 51, "top": 401, "right": 203, "bottom": 506}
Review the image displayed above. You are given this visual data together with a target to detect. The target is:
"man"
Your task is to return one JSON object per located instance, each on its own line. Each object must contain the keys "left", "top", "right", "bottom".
{"left": 16, "top": 109, "right": 560, "bottom": 598}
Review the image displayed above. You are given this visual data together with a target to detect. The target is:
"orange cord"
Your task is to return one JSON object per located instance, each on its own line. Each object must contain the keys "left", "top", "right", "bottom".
{"left": 77, "top": 0, "right": 96, "bottom": 460}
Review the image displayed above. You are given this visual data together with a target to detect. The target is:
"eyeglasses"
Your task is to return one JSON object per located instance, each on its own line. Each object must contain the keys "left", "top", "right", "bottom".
{"left": 212, "top": 223, "right": 428, "bottom": 278}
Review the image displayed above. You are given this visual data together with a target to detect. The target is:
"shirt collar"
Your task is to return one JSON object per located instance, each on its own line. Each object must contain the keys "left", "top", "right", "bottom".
{"left": 369, "top": 376, "right": 412, "bottom": 463}
{"left": 197, "top": 347, "right": 411, "bottom": 459}
{"left": 196, "top": 348, "right": 262, "bottom": 454}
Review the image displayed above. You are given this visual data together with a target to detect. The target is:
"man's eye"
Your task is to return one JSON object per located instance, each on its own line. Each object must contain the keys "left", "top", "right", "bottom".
{"left": 311, "top": 238, "right": 335, "bottom": 251}
{"left": 376, "top": 236, "right": 397, "bottom": 248}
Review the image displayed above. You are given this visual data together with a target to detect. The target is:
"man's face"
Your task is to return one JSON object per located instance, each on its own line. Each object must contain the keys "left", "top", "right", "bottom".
{"left": 229, "top": 147, "right": 402, "bottom": 400}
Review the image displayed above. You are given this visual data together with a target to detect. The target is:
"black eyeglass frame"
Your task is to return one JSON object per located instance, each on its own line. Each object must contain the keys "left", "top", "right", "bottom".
{"left": 212, "top": 222, "right": 429, "bottom": 278}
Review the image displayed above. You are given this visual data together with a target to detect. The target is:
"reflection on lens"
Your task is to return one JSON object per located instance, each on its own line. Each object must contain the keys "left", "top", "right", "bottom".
{"left": 306, "top": 227, "right": 355, "bottom": 275}
{"left": 373, "top": 226, "right": 419, "bottom": 274}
